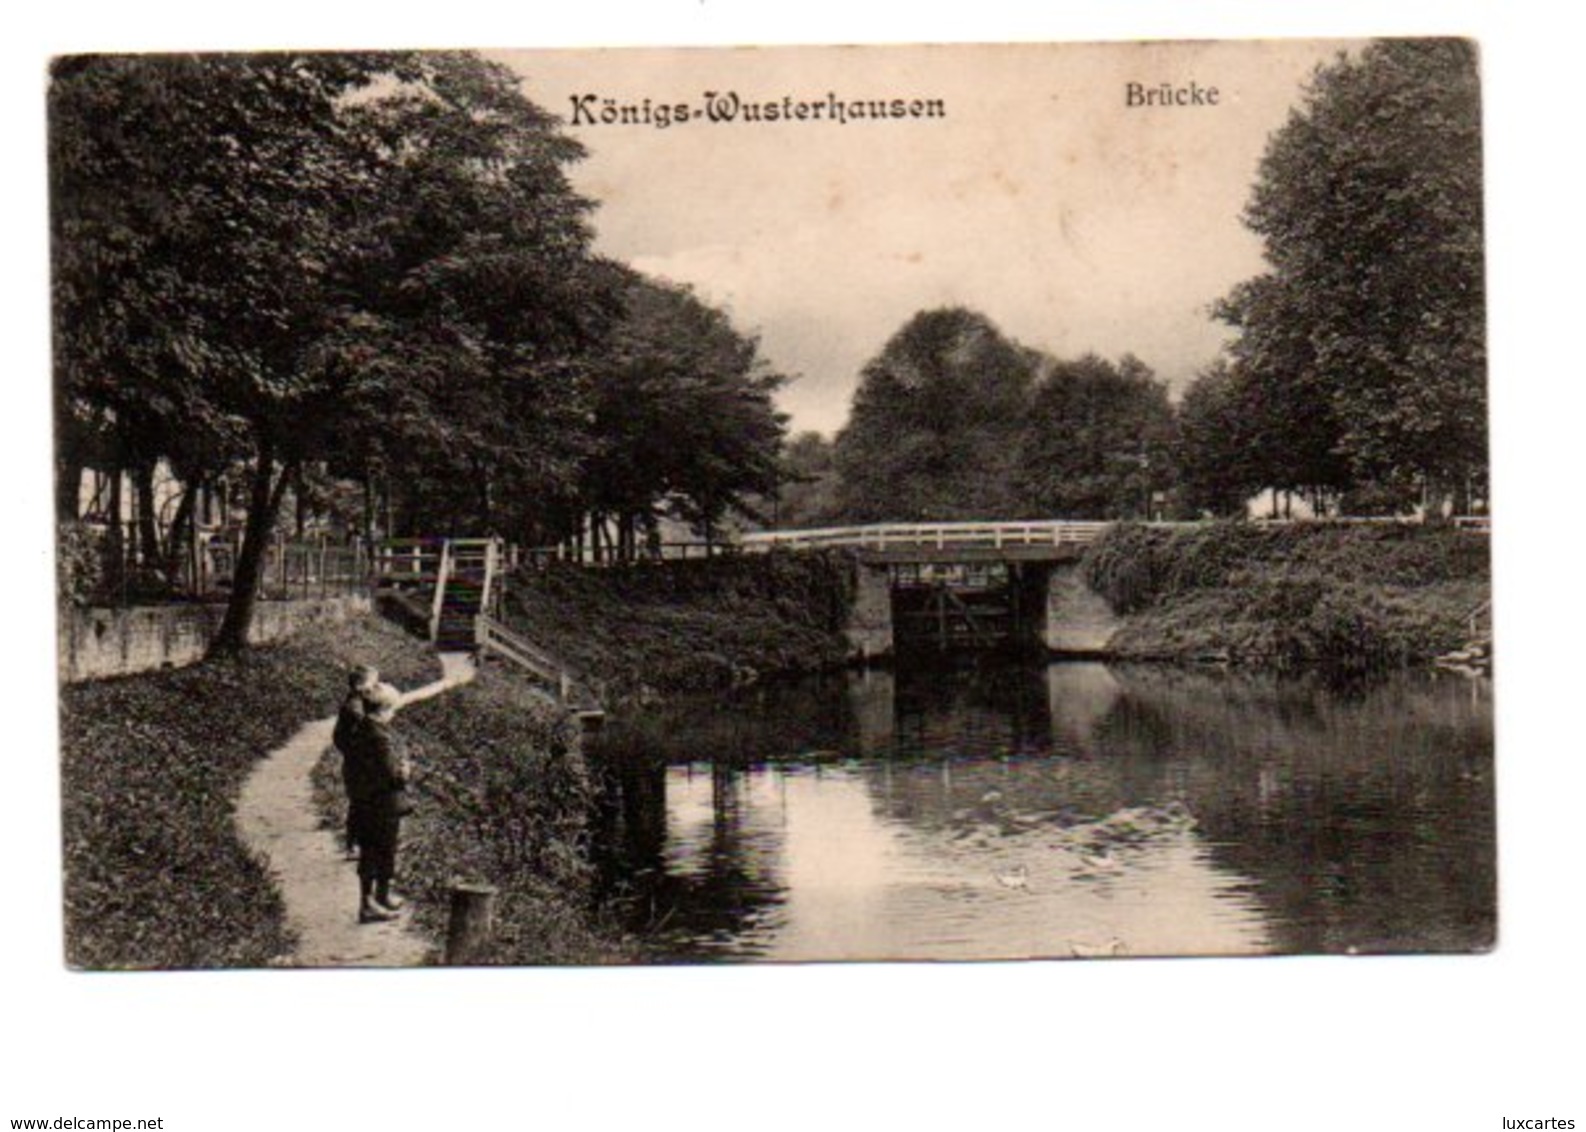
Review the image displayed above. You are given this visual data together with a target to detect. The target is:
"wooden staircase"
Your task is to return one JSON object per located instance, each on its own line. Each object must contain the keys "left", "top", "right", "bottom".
{"left": 433, "top": 539, "right": 494, "bottom": 652}
{"left": 375, "top": 537, "right": 605, "bottom": 724}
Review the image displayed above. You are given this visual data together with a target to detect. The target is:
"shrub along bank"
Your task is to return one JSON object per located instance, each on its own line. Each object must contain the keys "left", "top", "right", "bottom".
{"left": 501, "top": 552, "right": 855, "bottom": 700}
{"left": 1081, "top": 522, "right": 1490, "bottom": 676}
{"left": 60, "top": 616, "right": 440, "bottom": 969}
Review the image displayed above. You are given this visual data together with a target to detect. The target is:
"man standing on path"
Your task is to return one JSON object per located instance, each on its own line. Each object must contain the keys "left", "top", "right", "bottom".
{"left": 332, "top": 665, "right": 378, "bottom": 859}
{"left": 344, "top": 683, "right": 411, "bottom": 924}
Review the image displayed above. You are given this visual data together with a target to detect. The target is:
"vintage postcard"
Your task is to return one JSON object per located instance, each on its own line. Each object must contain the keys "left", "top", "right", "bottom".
{"left": 50, "top": 39, "right": 1491, "bottom": 969}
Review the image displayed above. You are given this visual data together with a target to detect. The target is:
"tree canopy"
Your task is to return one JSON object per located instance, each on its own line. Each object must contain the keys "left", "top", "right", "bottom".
{"left": 1212, "top": 39, "right": 1485, "bottom": 512}
{"left": 833, "top": 308, "right": 1035, "bottom": 522}
{"left": 52, "top": 40, "right": 1491, "bottom": 648}
{"left": 578, "top": 272, "right": 786, "bottom": 557}
{"left": 1018, "top": 353, "right": 1175, "bottom": 520}
{"left": 773, "top": 432, "right": 840, "bottom": 529}
{"left": 51, "top": 51, "right": 787, "bottom": 642}
{"left": 1173, "top": 361, "right": 1262, "bottom": 518}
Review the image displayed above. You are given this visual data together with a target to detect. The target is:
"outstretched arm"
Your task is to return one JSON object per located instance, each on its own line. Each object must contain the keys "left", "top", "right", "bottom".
{"left": 388, "top": 656, "right": 476, "bottom": 712}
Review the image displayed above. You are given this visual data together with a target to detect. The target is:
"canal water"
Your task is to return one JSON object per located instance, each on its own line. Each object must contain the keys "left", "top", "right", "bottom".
{"left": 590, "top": 661, "right": 1495, "bottom": 962}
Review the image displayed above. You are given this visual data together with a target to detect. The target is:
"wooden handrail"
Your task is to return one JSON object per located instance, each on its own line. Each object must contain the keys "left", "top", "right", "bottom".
{"left": 474, "top": 614, "right": 602, "bottom": 709}
{"left": 738, "top": 520, "right": 1115, "bottom": 553}
{"left": 476, "top": 538, "right": 498, "bottom": 623}
{"left": 428, "top": 540, "right": 452, "bottom": 642}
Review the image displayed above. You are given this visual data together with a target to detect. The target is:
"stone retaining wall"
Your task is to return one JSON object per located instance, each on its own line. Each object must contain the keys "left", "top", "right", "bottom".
{"left": 59, "top": 595, "right": 374, "bottom": 683}
{"left": 1042, "top": 562, "right": 1122, "bottom": 654}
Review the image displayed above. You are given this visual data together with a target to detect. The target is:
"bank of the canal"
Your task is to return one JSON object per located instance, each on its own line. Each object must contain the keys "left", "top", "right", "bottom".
{"left": 62, "top": 614, "right": 633, "bottom": 969}
{"left": 1081, "top": 521, "right": 1490, "bottom": 675}
{"left": 60, "top": 616, "right": 439, "bottom": 969}
{"left": 65, "top": 523, "right": 1487, "bottom": 967}
{"left": 501, "top": 552, "right": 856, "bottom": 702}
{"left": 307, "top": 662, "right": 636, "bottom": 965}
{"left": 554, "top": 525, "right": 1494, "bottom": 960}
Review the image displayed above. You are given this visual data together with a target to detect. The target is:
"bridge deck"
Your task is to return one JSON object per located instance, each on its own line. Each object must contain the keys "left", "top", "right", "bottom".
{"left": 849, "top": 544, "right": 1088, "bottom": 563}
{"left": 739, "top": 520, "right": 1111, "bottom": 561}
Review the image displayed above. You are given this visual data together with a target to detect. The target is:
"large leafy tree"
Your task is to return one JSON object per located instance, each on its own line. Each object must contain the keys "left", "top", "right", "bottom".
{"left": 833, "top": 308, "right": 1036, "bottom": 522}
{"left": 317, "top": 54, "right": 616, "bottom": 544}
{"left": 1221, "top": 39, "right": 1485, "bottom": 511}
{"left": 1016, "top": 353, "right": 1175, "bottom": 519}
{"left": 51, "top": 52, "right": 608, "bottom": 647}
{"left": 578, "top": 274, "right": 786, "bottom": 559}
{"left": 1211, "top": 274, "right": 1355, "bottom": 510}
{"left": 52, "top": 53, "right": 418, "bottom": 645}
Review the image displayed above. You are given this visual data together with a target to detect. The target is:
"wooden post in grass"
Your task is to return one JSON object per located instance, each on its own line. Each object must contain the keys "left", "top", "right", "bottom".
{"left": 445, "top": 881, "right": 498, "bottom": 965}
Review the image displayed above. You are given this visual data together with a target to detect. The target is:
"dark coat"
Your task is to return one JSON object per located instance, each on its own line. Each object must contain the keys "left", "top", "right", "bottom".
{"left": 333, "top": 693, "right": 366, "bottom": 789}
{"left": 344, "top": 716, "right": 408, "bottom": 813}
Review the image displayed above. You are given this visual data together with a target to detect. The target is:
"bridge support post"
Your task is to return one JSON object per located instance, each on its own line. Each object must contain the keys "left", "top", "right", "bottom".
{"left": 844, "top": 562, "right": 893, "bottom": 661}
{"left": 1040, "top": 562, "right": 1121, "bottom": 655}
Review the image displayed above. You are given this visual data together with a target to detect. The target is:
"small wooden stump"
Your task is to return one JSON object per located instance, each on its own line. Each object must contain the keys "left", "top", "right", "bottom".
{"left": 444, "top": 881, "right": 499, "bottom": 966}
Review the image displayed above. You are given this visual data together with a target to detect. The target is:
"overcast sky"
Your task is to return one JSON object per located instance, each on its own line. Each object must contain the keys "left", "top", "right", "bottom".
{"left": 499, "top": 40, "right": 1362, "bottom": 435}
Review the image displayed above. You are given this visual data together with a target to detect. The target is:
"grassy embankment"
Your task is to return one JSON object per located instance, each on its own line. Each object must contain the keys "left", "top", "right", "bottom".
{"left": 60, "top": 617, "right": 439, "bottom": 970}
{"left": 1082, "top": 522, "right": 1490, "bottom": 675}
{"left": 499, "top": 551, "right": 855, "bottom": 701}
{"left": 64, "top": 613, "right": 632, "bottom": 969}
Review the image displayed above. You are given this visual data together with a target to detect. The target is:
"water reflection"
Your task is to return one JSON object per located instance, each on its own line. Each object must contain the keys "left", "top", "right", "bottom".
{"left": 592, "top": 661, "right": 1494, "bottom": 961}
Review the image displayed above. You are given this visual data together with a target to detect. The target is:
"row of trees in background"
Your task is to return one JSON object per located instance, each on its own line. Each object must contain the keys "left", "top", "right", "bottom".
{"left": 779, "top": 40, "right": 1485, "bottom": 528}
{"left": 789, "top": 307, "right": 1174, "bottom": 525}
{"left": 52, "top": 52, "right": 785, "bottom": 645}
{"left": 54, "top": 41, "right": 1485, "bottom": 639}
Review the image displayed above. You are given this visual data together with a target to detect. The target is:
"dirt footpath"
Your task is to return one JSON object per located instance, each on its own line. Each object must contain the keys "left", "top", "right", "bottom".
{"left": 236, "top": 653, "right": 474, "bottom": 968}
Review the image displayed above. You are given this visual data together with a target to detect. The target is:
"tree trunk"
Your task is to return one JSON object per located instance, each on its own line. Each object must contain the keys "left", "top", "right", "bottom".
{"left": 161, "top": 484, "right": 198, "bottom": 585}
{"left": 644, "top": 511, "right": 661, "bottom": 560}
{"left": 106, "top": 461, "right": 125, "bottom": 595}
{"left": 56, "top": 454, "right": 84, "bottom": 523}
{"left": 210, "top": 444, "right": 294, "bottom": 655}
{"left": 130, "top": 460, "right": 160, "bottom": 570}
{"left": 363, "top": 472, "right": 376, "bottom": 547}
{"left": 619, "top": 512, "right": 636, "bottom": 564}
{"left": 1422, "top": 473, "right": 1451, "bottom": 523}
{"left": 384, "top": 471, "right": 395, "bottom": 541}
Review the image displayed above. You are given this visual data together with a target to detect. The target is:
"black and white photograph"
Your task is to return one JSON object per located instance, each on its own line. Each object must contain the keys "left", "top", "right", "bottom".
{"left": 7, "top": 8, "right": 1582, "bottom": 1129}
{"left": 48, "top": 39, "right": 1493, "bottom": 969}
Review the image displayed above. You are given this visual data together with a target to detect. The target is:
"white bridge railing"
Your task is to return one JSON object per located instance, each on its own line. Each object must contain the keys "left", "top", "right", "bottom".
{"left": 739, "top": 520, "right": 1114, "bottom": 553}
